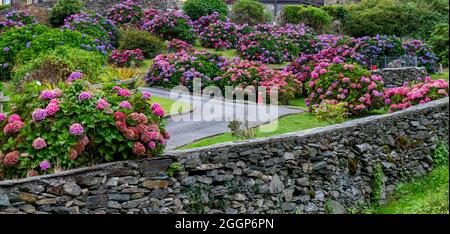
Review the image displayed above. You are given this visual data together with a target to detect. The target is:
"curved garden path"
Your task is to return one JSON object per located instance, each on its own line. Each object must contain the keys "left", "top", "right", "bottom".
{"left": 138, "top": 87, "right": 304, "bottom": 149}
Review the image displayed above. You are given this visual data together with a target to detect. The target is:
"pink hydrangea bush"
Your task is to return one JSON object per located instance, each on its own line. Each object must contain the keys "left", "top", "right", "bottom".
{"left": 109, "top": 49, "right": 145, "bottom": 67}
{"left": 195, "top": 13, "right": 242, "bottom": 50}
{"left": 105, "top": 0, "right": 144, "bottom": 26}
{"left": 145, "top": 49, "right": 230, "bottom": 90}
{"left": 167, "top": 39, "right": 195, "bottom": 53}
{"left": 306, "top": 63, "right": 385, "bottom": 115}
{"left": 141, "top": 10, "right": 197, "bottom": 44}
{"left": 0, "top": 79, "right": 168, "bottom": 179}
{"left": 221, "top": 59, "right": 302, "bottom": 103}
{"left": 0, "top": 10, "right": 36, "bottom": 33}
{"left": 384, "top": 77, "right": 448, "bottom": 112}
{"left": 237, "top": 24, "right": 319, "bottom": 64}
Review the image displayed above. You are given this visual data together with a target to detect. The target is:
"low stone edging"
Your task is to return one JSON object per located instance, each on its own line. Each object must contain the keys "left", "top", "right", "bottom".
{"left": 0, "top": 97, "right": 448, "bottom": 214}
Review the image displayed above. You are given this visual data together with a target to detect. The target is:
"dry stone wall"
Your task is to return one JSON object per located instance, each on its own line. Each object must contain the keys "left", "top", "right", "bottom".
{"left": 0, "top": 97, "right": 448, "bottom": 214}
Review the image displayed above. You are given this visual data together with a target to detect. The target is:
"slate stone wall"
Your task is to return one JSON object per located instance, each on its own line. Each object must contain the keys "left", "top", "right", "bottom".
{"left": 0, "top": 97, "right": 448, "bottom": 214}
{"left": 372, "top": 67, "right": 428, "bottom": 88}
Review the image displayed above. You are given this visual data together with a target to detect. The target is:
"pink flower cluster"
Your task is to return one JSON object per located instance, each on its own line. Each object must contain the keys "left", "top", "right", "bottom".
{"left": 69, "top": 123, "right": 84, "bottom": 136}
{"left": 109, "top": 49, "right": 144, "bottom": 67}
{"left": 32, "top": 137, "right": 47, "bottom": 150}
{"left": 39, "top": 89, "right": 62, "bottom": 100}
{"left": 141, "top": 10, "right": 197, "bottom": 44}
{"left": 384, "top": 78, "right": 448, "bottom": 112}
{"left": 167, "top": 39, "right": 195, "bottom": 53}
{"left": 151, "top": 103, "right": 165, "bottom": 117}
{"left": 1, "top": 151, "right": 20, "bottom": 166}
{"left": 2, "top": 114, "right": 24, "bottom": 135}
{"left": 306, "top": 62, "right": 385, "bottom": 115}
{"left": 195, "top": 13, "right": 242, "bottom": 50}
{"left": 114, "top": 110, "right": 169, "bottom": 156}
{"left": 105, "top": 0, "right": 144, "bottom": 26}
{"left": 96, "top": 99, "right": 110, "bottom": 110}
{"left": 66, "top": 72, "right": 83, "bottom": 83}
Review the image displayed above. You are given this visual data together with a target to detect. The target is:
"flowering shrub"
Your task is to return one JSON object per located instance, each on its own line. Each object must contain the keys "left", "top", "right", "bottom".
{"left": 0, "top": 24, "right": 50, "bottom": 80}
{"left": 0, "top": 11, "right": 36, "bottom": 33}
{"left": 105, "top": 0, "right": 143, "bottom": 26}
{"left": 384, "top": 77, "right": 448, "bottom": 112}
{"left": 146, "top": 50, "right": 229, "bottom": 90}
{"left": 237, "top": 24, "right": 319, "bottom": 64}
{"left": 306, "top": 63, "right": 385, "bottom": 115}
{"left": 198, "top": 19, "right": 241, "bottom": 50}
{"left": 14, "top": 27, "right": 108, "bottom": 66}
{"left": 238, "top": 32, "right": 294, "bottom": 64}
{"left": 142, "top": 10, "right": 197, "bottom": 44}
{"left": 356, "top": 35, "right": 404, "bottom": 67}
{"left": 5, "top": 11, "right": 36, "bottom": 25}
{"left": 221, "top": 59, "right": 301, "bottom": 104}
{"left": 49, "top": 0, "right": 84, "bottom": 27}
{"left": 402, "top": 39, "right": 437, "bottom": 72}
{"left": 62, "top": 12, "right": 118, "bottom": 49}
{"left": 147, "top": 49, "right": 301, "bottom": 103}
{"left": 0, "top": 79, "right": 168, "bottom": 179}
{"left": 109, "top": 49, "right": 145, "bottom": 67}
{"left": 167, "top": 39, "right": 195, "bottom": 53}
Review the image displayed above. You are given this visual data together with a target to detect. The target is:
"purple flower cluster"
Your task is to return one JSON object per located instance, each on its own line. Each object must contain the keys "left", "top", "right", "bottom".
{"left": 39, "top": 160, "right": 51, "bottom": 171}
{"left": 0, "top": 10, "right": 35, "bottom": 33}
{"left": 66, "top": 72, "right": 83, "bottom": 83}
{"left": 78, "top": 91, "right": 92, "bottom": 101}
{"left": 62, "top": 12, "right": 116, "bottom": 51}
{"left": 195, "top": 13, "right": 242, "bottom": 50}
{"left": 69, "top": 123, "right": 84, "bottom": 136}
{"left": 32, "top": 108, "right": 47, "bottom": 122}
{"left": 105, "top": 0, "right": 144, "bottom": 26}
{"left": 39, "top": 89, "right": 62, "bottom": 100}
{"left": 141, "top": 10, "right": 197, "bottom": 44}
{"left": 145, "top": 50, "right": 229, "bottom": 89}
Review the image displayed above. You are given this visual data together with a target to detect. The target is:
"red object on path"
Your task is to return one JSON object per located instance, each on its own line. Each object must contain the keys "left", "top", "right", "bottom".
{"left": 258, "top": 91, "right": 264, "bottom": 104}
{"left": 371, "top": 65, "right": 377, "bottom": 71}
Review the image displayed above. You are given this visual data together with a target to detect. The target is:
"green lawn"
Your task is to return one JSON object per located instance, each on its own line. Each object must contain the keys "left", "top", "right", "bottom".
{"left": 430, "top": 71, "right": 449, "bottom": 82}
{"left": 140, "top": 59, "right": 154, "bottom": 74}
{"left": 365, "top": 166, "right": 449, "bottom": 214}
{"left": 149, "top": 96, "right": 191, "bottom": 117}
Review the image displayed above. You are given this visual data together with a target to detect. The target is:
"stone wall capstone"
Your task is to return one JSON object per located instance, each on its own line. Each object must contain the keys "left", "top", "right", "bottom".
{"left": 0, "top": 97, "right": 448, "bottom": 214}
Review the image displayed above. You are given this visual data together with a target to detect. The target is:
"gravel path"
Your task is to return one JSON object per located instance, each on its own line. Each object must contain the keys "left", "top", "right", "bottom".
{"left": 138, "top": 87, "right": 304, "bottom": 149}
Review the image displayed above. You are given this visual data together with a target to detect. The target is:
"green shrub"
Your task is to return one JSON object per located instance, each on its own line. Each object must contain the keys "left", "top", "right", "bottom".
{"left": 15, "top": 28, "right": 102, "bottom": 63}
{"left": 313, "top": 100, "right": 348, "bottom": 124}
{"left": 230, "top": 0, "right": 272, "bottom": 26}
{"left": 321, "top": 5, "right": 348, "bottom": 23}
{"left": 0, "top": 24, "right": 50, "bottom": 81}
{"left": 428, "top": 24, "right": 449, "bottom": 67}
{"left": 183, "top": 0, "right": 228, "bottom": 21}
{"left": 344, "top": 0, "right": 448, "bottom": 38}
{"left": 281, "top": 5, "right": 332, "bottom": 32}
{"left": 13, "top": 46, "right": 106, "bottom": 89}
{"left": 49, "top": 0, "right": 84, "bottom": 27}
{"left": 118, "top": 28, "right": 165, "bottom": 59}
